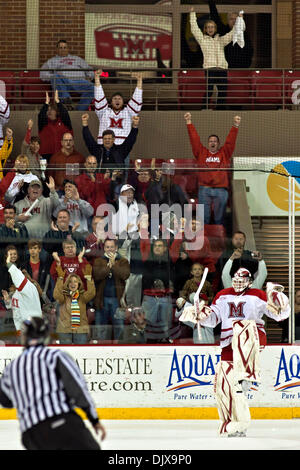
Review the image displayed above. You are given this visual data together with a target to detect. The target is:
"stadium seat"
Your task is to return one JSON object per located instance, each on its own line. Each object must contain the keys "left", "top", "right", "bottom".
{"left": 283, "top": 70, "right": 300, "bottom": 106}
{"left": 178, "top": 70, "right": 206, "bottom": 107}
{"left": 0, "top": 71, "right": 16, "bottom": 102}
{"left": 251, "top": 70, "right": 283, "bottom": 107}
{"left": 19, "top": 70, "right": 52, "bottom": 105}
{"left": 226, "top": 70, "right": 253, "bottom": 105}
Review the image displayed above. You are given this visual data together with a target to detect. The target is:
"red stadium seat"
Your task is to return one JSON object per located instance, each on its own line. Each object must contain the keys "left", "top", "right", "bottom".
{"left": 20, "top": 70, "right": 52, "bottom": 104}
{"left": 227, "top": 70, "right": 253, "bottom": 105}
{"left": 251, "top": 70, "right": 283, "bottom": 106}
{"left": 178, "top": 70, "right": 206, "bottom": 106}
{"left": 283, "top": 70, "right": 300, "bottom": 106}
{"left": 0, "top": 71, "right": 16, "bottom": 103}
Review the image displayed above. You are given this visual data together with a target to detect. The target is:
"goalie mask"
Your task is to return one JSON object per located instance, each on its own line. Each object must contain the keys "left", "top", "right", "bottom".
{"left": 232, "top": 268, "right": 252, "bottom": 293}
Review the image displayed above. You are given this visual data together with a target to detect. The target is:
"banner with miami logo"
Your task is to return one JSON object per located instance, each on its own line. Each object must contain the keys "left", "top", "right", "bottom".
{"left": 85, "top": 12, "right": 172, "bottom": 69}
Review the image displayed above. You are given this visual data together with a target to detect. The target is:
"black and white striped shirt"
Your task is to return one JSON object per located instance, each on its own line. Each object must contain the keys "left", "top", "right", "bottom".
{"left": 0, "top": 345, "right": 99, "bottom": 433}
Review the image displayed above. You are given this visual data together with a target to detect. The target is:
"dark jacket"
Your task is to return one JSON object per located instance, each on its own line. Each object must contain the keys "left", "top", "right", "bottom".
{"left": 43, "top": 226, "right": 85, "bottom": 256}
{"left": 92, "top": 254, "right": 130, "bottom": 310}
{"left": 208, "top": 0, "right": 254, "bottom": 68}
{"left": 82, "top": 125, "right": 138, "bottom": 171}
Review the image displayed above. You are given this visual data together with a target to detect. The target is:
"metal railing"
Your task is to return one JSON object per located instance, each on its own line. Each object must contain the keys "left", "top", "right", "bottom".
{"left": 1, "top": 68, "right": 300, "bottom": 110}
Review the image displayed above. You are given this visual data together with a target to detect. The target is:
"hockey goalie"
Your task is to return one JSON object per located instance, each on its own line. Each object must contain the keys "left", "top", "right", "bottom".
{"left": 180, "top": 268, "right": 290, "bottom": 437}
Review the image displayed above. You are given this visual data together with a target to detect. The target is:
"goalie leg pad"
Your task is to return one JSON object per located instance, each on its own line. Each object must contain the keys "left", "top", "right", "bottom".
{"left": 214, "top": 361, "right": 251, "bottom": 436}
{"left": 232, "top": 319, "right": 261, "bottom": 385}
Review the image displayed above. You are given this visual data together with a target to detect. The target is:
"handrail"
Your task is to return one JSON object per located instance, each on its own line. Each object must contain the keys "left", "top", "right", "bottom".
{"left": 1, "top": 67, "right": 300, "bottom": 110}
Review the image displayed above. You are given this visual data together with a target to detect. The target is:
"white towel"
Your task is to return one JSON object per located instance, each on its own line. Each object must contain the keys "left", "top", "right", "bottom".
{"left": 232, "top": 11, "right": 245, "bottom": 48}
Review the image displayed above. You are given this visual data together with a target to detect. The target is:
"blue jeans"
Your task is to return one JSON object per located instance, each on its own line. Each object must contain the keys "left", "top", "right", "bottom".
{"left": 198, "top": 186, "right": 228, "bottom": 225}
{"left": 58, "top": 333, "right": 88, "bottom": 344}
{"left": 142, "top": 295, "right": 173, "bottom": 341}
{"left": 51, "top": 74, "right": 94, "bottom": 111}
{"left": 95, "top": 297, "right": 124, "bottom": 341}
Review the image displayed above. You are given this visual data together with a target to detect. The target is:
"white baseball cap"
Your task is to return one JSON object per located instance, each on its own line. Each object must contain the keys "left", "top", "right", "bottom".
{"left": 120, "top": 184, "right": 135, "bottom": 193}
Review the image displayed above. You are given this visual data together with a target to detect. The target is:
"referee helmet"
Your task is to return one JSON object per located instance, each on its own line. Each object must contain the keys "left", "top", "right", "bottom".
{"left": 21, "top": 317, "right": 50, "bottom": 347}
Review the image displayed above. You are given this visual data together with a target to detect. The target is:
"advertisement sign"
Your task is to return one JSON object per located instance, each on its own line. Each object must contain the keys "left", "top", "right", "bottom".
{"left": 0, "top": 346, "right": 300, "bottom": 410}
{"left": 234, "top": 156, "right": 300, "bottom": 216}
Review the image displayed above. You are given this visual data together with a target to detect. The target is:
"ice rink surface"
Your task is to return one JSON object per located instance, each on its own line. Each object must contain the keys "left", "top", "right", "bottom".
{"left": 0, "top": 419, "right": 300, "bottom": 451}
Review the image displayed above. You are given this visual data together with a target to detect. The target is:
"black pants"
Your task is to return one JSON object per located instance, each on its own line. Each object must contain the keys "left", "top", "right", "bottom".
{"left": 204, "top": 69, "right": 228, "bottom": 109}
{"left": 22, "top": 411, "right": 101, "bottom": 450}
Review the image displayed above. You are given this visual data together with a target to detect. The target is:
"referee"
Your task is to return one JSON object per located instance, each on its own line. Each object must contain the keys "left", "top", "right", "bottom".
{"left": 0, "top": 317, "right": 106, "bottom": 450}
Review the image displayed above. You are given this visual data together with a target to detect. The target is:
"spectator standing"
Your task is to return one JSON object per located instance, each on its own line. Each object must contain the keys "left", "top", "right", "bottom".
{"left": 81, "top": 113, "right": 140, "bottom": 172}
{"left": 14, "top": 178, "right": 59, "bottom": 238}
{"left": 184, "top": 112, "right": 240, "bottom": 225}
{"left": 75, "top": 155, "right": 111, "bottom": 214}
{"left": 189, "top": 7, "right": 244, "bottom": 109}
{"left": 127, "top": 160, "right": 152, "bottom": 203}
{"left": 0, "top": 127, "right": 13, "bottom": 179}
{"left": 217, "top": 230, "right": 260, "bottom": 280}
{"left": 0, "top": 316, "right": 106, "bottom": 450}
{"left": 92, "top": 239, "right": 130, "bottom": 342}
{"left": 21, "top": 239, "right": 52, "bottom": 299}
{"left": 21, "top": 119, "right": 46, "bottom": 181}
{"left": 111, "top": 184, "right": 143, "bottom": 239}
{"left": 170, "top": 216, "right": 216, "bottom": 292}
{"left": 0, "top": 204, "right": 29, "bottom": 257}
{"left": 38, "top": 90, "right": 73, "bottom": 162}
{"left": 207, "top": 0, "right": 253, "bottom": 69}
{"left": 48, "top": 132, "right": 85, "bottom": 192}
{"left": 140, "top": 238, "right": 175, "bottom": 343}
{"left": 84, "top": 215, "right": 106, "bottom": 265}
{"left": 177, "top": 262, "right": 214, "bottom": 307}
{"left": 53, "top": 180, "right": 94, "bottom": 236}
{"left": 221, "top": 249, "right": 267, "bottom": 289}
{"left": 43, "top": 208, "right": 85, "bottom": 257}
{"left": 94, "top": 70, "right": 143, "bottom": 145}
{"left": 50, "top": 240, "right": 90, "bottom": 286}
{"left": 0, "top": 95, "right": 10, "bottom": 148}
{"left": 4, "top": 155, "right": 39, "bottom": 204}
{"left": 40, "top": 40, "right": 94, "bottom": 111}
{"left": 54, "top": 263, "right": 95, "bottom": 345}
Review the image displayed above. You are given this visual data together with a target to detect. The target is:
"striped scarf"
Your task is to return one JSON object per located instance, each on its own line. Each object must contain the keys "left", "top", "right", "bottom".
{"left": 70, "top": 291, "right": 80, "bottom": 329}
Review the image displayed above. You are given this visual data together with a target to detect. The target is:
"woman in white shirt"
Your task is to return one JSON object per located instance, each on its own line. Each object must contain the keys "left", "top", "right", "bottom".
{"left": 190, "top": 8, "right": 244, "bottom": 109}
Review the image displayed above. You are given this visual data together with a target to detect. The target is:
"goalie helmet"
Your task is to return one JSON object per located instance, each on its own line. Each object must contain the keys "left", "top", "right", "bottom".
{"left": 21, "top": 317, "right": 50, "bottom": 348}
{"left": 232, "top": 268, "right": 252, "bottom": 293}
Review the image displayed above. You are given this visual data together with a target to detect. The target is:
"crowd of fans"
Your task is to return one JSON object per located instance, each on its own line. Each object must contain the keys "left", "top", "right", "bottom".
{"left": 0, "top": 74, "right": 270, "bottom": 346}
{"left": 0, "top": 13, "right": 271, "bottom": 345}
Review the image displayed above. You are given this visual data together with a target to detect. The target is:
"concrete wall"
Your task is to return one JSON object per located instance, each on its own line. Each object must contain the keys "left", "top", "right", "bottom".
{"left": 6, "top": 110, "right": 300, "bottom": 165}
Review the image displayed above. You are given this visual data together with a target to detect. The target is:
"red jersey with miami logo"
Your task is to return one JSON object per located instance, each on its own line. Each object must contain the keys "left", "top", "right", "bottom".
{"left": 186, "top": 123, "right": 239, "bottom": 188}
{"left": 198, "top": 287, "right": 290, "bottom": 349}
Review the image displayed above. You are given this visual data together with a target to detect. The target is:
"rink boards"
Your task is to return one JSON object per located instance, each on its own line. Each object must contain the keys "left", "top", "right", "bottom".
{"left": 0, "top": 345, "right": 300, "bottom": 419}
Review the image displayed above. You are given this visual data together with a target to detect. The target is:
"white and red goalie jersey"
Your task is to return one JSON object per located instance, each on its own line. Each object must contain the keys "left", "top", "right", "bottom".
{"left": 199, "top": 287, "right": 290, "bottom": 349}
{"left": 94, "top": 84, "right": 142, "bottom": 145}
{"left": 5, "top": 264, "right": 42, "bottom": 331}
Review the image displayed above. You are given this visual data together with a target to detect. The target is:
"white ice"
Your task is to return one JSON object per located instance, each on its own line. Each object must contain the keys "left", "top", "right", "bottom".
{"left": 1, "top": 419, "right": 300, "bottom": 450}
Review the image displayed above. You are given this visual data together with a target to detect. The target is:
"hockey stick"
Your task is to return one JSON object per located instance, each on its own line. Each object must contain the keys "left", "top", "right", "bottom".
{"left": 194, "top": 267, "right": 209, "bottom": 340}
{"left": 179, "top": 267, "right": 209, "bottom": 340}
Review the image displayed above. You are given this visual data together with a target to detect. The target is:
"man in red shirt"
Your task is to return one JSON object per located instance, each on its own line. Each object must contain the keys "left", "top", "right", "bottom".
{"left": 184, "top": 112, "right": 241, "bottom": 225}
{"left": 75, "top": 155, "right": 111, "bottom": 214}
{"left": 48, "top": 132, "right": 85, "bottom": 191}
